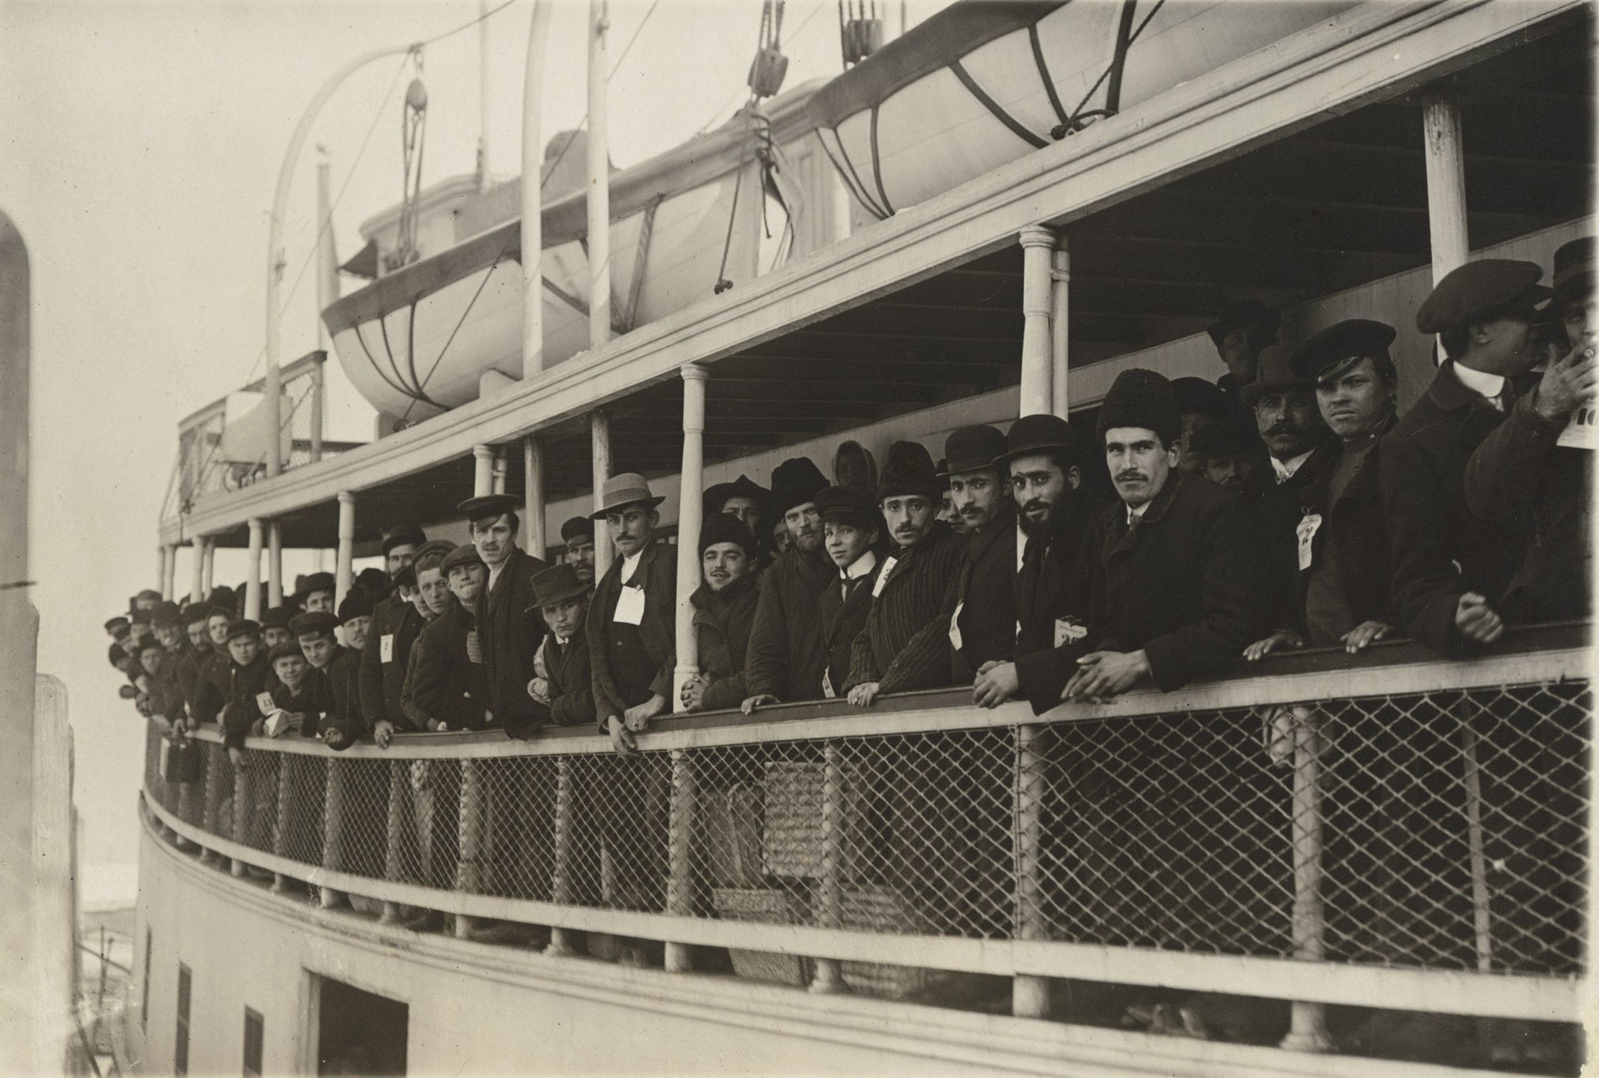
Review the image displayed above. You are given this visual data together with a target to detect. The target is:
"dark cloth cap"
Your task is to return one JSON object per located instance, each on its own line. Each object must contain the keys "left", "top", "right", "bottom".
{"left": 180, "top": 604, "right": 211, "bottom": 626}
{"left": 704, "top": 474, "right": 772, "bottom": 517}
{"left": 1552, "top": 236, "right": 1595, "bottom": 310}
{"left": 458, "top": 493, "right": 520, "bottom": 523}
{"left": 940, "top": 425, "right": 1008, "bottom": 476}
{"left": 338, "top": 590, "right": 374, "bottom": 624}
{"left": 699, "top": 512, "right": 757, "bottom": 559}
{"left": 440, "top": 544, "right": 485, "bottom": 577}
{"left": 815, "top": 484, "right": 880, "bottom": 530}
{"left": 380, "top": 524, "right": 427, "bottom": 557}
{"left": 877, "top": 440, "right": 942, "bottom": 502}
{"left": 1290, "top": 319, "right": 1398, "bottom": 382}
{"left": 225, "top": 619, "right": 261, "bottom": 642}
{"left": 1207, "top": 299, "right": 1280, "bottom": 348}
{"left": 297, "top": 571, "right": 336, "bottom": 597}
{"left": 108, "top": 643, "right": 128, "bottom": 666}
{"left": 1172, "top": 376, "right": 1228, "bottom": 418}
{"left": 355, "top": 567, "right": 391, "bottom": 595}
{"left": 412, "top": 540, "right": 457, "bottom": 574}
{"left": 208, "top": 585, "right": 237, "bottom": 609}
{"left": 393, "top": 564, "right": 418, "bottom": 590}
{"left": 1416, "top": 259, "right": 1549, "bottom": 334}
{"left": 589, "top": 473, "right": 664, "bottom": 519}
{"left": 1189, "top": 416, "right": 1263, "bottom": 461}
{"left": 290, "top": 611, "right": 339, "bottom": 638}
{"left": 261, "top": 604, "right": 294, "bottom": 629}
{"left": 560, "top": 515, "right": 593, "bottom": 543}
{"left": 268, "top": 641, "right": 305, "bottom": 664}
{"left": 529, "top": 564, "right": 590, "bottom": 609}
{"left": 771, "top": 456, "right": 829, "bottom": 517}
{"left": 137, "top": 636, "right": 165, "bottom": 655}
{"left": 1098, "top": 369, "right": 1182, "bottom": 447}
{"left": 104, "top": 615, "right": 130, "bottom": 632}
{"left": 1241, "top": 345, "right": 1314, "bottom": 407}
{"left": 150, "top": 600, "right": 182, "bottom": 626}
{"left": 997, "top": 413, "right": 1078, "bottom": 468}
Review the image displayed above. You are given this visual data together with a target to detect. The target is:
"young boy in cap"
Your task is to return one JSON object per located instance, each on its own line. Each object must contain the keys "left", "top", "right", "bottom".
{"left": 741, "top": 456, "right": 834, "bottom": 713}
{"left": 560, "top": 516, "right": 597, "bottom": 586}
{"left": 458, "top": 493, "right": 548, "bottom": 738}
{"left": 1464, "top": 238, "right": 1597, "bottom": 623}
{"left": 406, "top": 543, "right": 494, "bottom": 732}
{"left": 220, "top": 620, "right": 278, "bottom": 762}
{"left": 263, "top": 642, "right": 331, "bottom": 738}
{"left": 360, "top": 526, "right": 431, "bottom": 748}
{"left": 323, "top": 591, "right": 374, "bottom": 749}
{"left": 516, "top": 564, "right": 594, "bottom": 733}
{"left": 814, "top": 485, "right": 884, "bottom": 699}
{"left": 680, "top": 514, "right": 762, "bottom": 712}
{"left": 290, "top": 610, "right": 344, "bottom": 679}
{"left": 1382, "top": 258, "right": 1551, "bottom": 654}
{"left": 297, "top": 572, "right": 337, "bottom": 614}
{"left": 844, "top": 440, "right": 966, "bottom": 706}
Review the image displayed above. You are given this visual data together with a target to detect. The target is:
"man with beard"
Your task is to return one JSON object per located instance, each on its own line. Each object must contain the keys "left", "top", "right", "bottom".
{"left": 704, "top": 474, "right": 775, "bottom": 567}
{"left": 460, "top": 493, "right": 549, "bottom": 738}
{"left": 741, "top": 457, "right": 832, "bottom": 712}
{"left": 560, "top": 516, "right": 597, "bottom": 587}
{"left": 174, "top": 603, "right": 214, "bottom": 729}
{"left": 1245, "top": 321, "right": 1400, "bottom": 660}
{"left": 680, "top": 514, "right": 762, "bottom": 712}
{"left": 972, "top": 414, "right": 1095, "bottom": 709}
{"left": 360, "top": 524, "right": 428, "bottom": 747}
{"left": 1208, "top": 299, "right": 1280, "bottom": 403}
{"left": 815, "top": 485, "right": 884, "bottom": 699}
{"left": 1172, "top": 377, "right": 1229, "bottom": 475}
{"left": 323, "top": 591, "right": 374, "bottom": 749}
{"left": 1383, "top": 260, "right": 1549, "bottom": 654}
{"left": 844, "top": 441, "right": 965, "bottom": 705}
{"left": 1465, "top": 237, "right": 1597, "bottom": 624}
{"left": 1189, "top": 416, "right": 1268, "bottom": 491}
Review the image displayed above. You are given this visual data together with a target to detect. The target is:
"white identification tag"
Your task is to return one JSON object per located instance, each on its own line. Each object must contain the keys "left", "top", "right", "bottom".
{"left": 872, "top": 557, "right": 897, "bottom": 598}
{"left": 1054, "top": 618, "right": 1087, "bottom": 648}
{"left": 1296, "top": 513, "right": 1323, "bottom": 572}
{"left": 822, "top": 670, "right": 836, "bottom": 699}
{"left": 948, "top": 603, "right": 964, "bottom": 651}
{"left": 263, "top": 711, "right": 293, "bottom": 738}
{"left": 255, "top": 691, "right": 275, "bottom": 716}
{"left": 465, "top": 630, "right": 483, "bottom": 664}
{"left": 380, "top": 633, "right": 395, "bottom": 663}
{"left": 615, "top": 585, "right": 646, "bottom": 626}
{"left": 1558, "top": 401, "right": 1599, "bottom": 450}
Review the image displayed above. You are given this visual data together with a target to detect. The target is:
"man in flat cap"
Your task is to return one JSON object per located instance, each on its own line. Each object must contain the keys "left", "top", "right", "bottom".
{"left": 1382, "top": 259, "right": 1549, "bottom": 654}
{"left": 517, "top": 564, "right": 595, "bottom": 733}
{"left": 814, "top": 485, "right": 885, "bottom": 699}
{"left": 261, "top": 605, "right": 295, "bottom": 652}
{"left": 291, "top": 610, "right": 345, "bottom": 680}
{"left": 1208, "top": 299, "right": 1280, "bottom": 402}
{"left": 296, "top": 571, "right": 337, "bottom": 615}
{"left": 219, "top": 619, "right": 278, "bottom": 762}
{"left": 705, "top": 473, "right": 776, "bottom": 568}
{"left": 681, "top": 514, "right": 762, "bottom": 712}
{"left": 360, "top": 525, "right": 430, "bottom": 748}
{"left": 404, "top": 544, "right": 496, "bottom": 732}
{"left": 560, "top": 516, "right": 597, "bottom": 587}
{"left": 844, "top": 440, "right": 965, "bottom": 705}
{"left": 1464, "top": 238, "right": 1597, "bottom": 624}
{"left": 742, "top": 456, "right": 833, "bottom": 712}
{"left": 459, "top": 493, "right": 549, "bottom": 738}
{"left": 322, "top": 591, "right": 374, "bottom": 750}
{"left": 397, "top": 540, "right": 458, "bottom": 733}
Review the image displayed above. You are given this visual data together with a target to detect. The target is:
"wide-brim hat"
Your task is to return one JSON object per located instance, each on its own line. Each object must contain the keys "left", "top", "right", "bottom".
{"left": 1207, "top": 299, "right": 1279, "bottom": 348}
{"left": 1189, "top": 416, "right": 1263, "bottom": 461}
{"left": 295, "top": 572, "right": 336, "bottom": 599}
{"left": 439, "top": 543, "right": 486, "bottom": 578}
{"left": 1098, "top": 368, "right": 1182, "bottom": 447}
{"left": 771, "top": 456, "right": 829, "bottom": 518}
{"left": 457, "top": 493, "right": 520, "bottom": 524}
{"left": 699, "top": 511, "right": 757, "bottom": 559}
{"left": 380, "top": 524, "right": 427, "bottom": 557}
{"left": 996, "top": 413, "right": 1079, "bottom": 468}
{"left": 876, "top": 440, "right": 943, "bottom": 502}
{"left": 1416, "top": 259, "right": 1549, "bottom": 334}
{"left": 1551, "top": 236, "right": 1595, "bottom": 311}
{"left": 814, "top": 484, "right": 880, "bottom": 530}
{"left": 590, "top": 473, "right": 664, "bottom": 519}
{"left": 180, "top": 604, "right": 211, "bottom": 626}
{"left": 940, "top": 425, "right": 1008, "bottom": 476}
{"left": 560, "top": 515, "right": 594, "bottom": 543}
{"left": 1240, "top": 345, "right": 1313, "bottom": 408}
{"left": 289, "top": 611, "right": 339, "bottom": 638}
{"left": 528, "top": 564, "right": 590, "bottom": 609}
{"left": 103, "top": 615, "right": 130, "bottom": 633}
{"left": 704, "top": 474, "right": 772, "bottom": 517}
{"left": 1289, "top": 319, "right": 1398, "bottom": 383}
{"left": 150, "top": 600, "right": 183, "bottom": 627}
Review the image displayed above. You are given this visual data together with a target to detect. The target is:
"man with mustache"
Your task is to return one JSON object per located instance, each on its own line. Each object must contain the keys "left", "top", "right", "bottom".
{"left": 742, "top": 457, "right": 833, "bottom": 712}
{"left": 844, "top": 440, "right": 965, "bottom": 706}
{"left": 681, "top": 514, "right": 763, "bottom": 712}
{"left": 461, "top": 492, "right": 550, "bottom": 739}
{"left": 359, "top": 524, "right": 428, "bottom": 749}
{"left": 1382, "top": 260, "right": 1550, "bottom": 654}
{"left": 560, "top": 516, "right": 597, "bottom": 587}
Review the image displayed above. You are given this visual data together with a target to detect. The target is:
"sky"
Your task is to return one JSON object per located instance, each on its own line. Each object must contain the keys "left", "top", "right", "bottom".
{"left": 0, "top": 0, "right": 946, "bottom": 901}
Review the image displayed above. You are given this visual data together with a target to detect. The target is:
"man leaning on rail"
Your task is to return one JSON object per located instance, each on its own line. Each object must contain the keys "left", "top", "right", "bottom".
{"left": 359, "top": 524, "right": 428, "bottom": 749}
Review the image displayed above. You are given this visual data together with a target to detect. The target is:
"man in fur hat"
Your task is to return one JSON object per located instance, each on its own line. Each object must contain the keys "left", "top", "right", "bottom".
{"left": 742, "top": 456, "right": 834, "bottom": 711}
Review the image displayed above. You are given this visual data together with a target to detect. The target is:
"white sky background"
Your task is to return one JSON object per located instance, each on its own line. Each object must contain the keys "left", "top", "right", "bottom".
{"left": 0, "top": 0, "right": 946, "bottom": 900}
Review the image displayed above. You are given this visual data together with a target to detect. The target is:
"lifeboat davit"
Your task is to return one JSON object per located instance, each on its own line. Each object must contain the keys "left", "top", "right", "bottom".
{"left": 322, "top": 82, "right": 823, "bottom": 422}
{"left": 807, "top": 0, "right": 1358, "bottom": 218}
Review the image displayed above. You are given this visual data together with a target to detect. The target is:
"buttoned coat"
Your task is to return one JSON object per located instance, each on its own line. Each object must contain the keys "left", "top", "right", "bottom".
{"left": 816, "top": 558, "right": 882, "bottom": 699}
{"left": 689, "top": 571, "right": 762, "bottom": 711}
{"left": 743, "top": 545, "right": 833, "bottom": 703}
{"left": 587, "top": 538, "right": 677, "bottom": 730}
{"left": 323, "top": 645, "right": 366, "bottom": 749}
{"left": 844, "top": 521, "right": 965, "bottom": 694}
{"left": 221, "top": 652, "right": 278, "bottom": 750}
{"left": 359, "top": 594, "right": 425, "bottom": 726}
{"left": 475, "top": 546, "right": 549, "bottom": 734}
{"left": 408, "top": 600, "right": 493, "bottom": 731}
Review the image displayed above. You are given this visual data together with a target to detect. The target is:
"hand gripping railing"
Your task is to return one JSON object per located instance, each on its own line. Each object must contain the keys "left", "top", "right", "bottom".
{"left": 140, "top": 629, "right": 1592, "bottom": 1045}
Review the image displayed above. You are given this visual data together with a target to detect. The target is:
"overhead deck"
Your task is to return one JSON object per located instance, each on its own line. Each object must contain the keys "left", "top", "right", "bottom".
{"left": 161, "top": 0, "right": 1593, "bottom": 550}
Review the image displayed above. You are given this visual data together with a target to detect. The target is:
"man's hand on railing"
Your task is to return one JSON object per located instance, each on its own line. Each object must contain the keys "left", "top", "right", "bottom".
{"left": 1340, "top": 619, "right": 1393, "bottom": 654}
{"left": 607, "top": 715, "right": 640, "bottom": 757}
{"left": 372, "top": 720, "right": 396, "bottom": 749}
{"left": 1456, "top": 592, "right": 1505, "bottom": 645}
{"left": 740, "top": 693, "right": 779, "bottom": 716}
{"left": 972, "top": 661, "right": 1019, "bottom": 709}
{"left": 624, "top": 694, "right": 665, "bottom": 733}
{"left": 846, "top": 682, "right": 881, "bottom": 708}
{"left": 227, "top": 746, "right": 245, "bottom": 768}
{"left": 1062, "top": 650, "right": 1150, "bottom": 703}
{"left": 527, "top": 677, "right": 551, "bottom": 705}
{"left": 1243, "top": 629, "right": 1304, "bottom": 662}
{"left": 679, "top": 674, "right": 709, "bottom": 713}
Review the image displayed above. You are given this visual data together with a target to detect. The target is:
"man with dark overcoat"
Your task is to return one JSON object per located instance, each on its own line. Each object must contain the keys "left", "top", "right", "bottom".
{"left": 407, "top": 544, "right": 495, "bottom": 732}
{"left": 1207, "top": 299, "right": 1279, "bottom": 402}
{"left": 515, "top": 564, "right": 595, "bottom": 733}
{"left": 323, "top": 591, "right": 374, "bottom": 749}
{"left": 814, "top": 485, "right": 884, "bottom": 700}
{"left": 359, "top": 524, "right": 428, "bottom": 748}
{"left": 460, "top": 493, "right": 548, "bottom": 736}
{"left": 741, "top": 456, "right": 833, "bottom": 712}
{"left": 681, "top": 513, "right": 762, "bottom": 712}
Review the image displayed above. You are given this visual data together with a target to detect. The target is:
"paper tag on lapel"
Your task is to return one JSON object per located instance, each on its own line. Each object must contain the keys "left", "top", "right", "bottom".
{"left": 948, "top": 603, "right": 964, "bottom": 651}
{"left": 1054, "top": 618, "right": 1087, "bottom": 648}
{"left": 872, "top": 557, "right": 897, "bottom": 598}
{"left": 255, "top": 691, "right": 276, "bottom": 716}
{"left": 615, "top": 585, "right": 646, "bottom": 626}
{"left": 380, "top": 633, "right": 395, "bottom": 663}
{"left": 822, "top": 669, "right": 836, "bottom": 699}
{"left": 1296, "top": 513, "right": 1323, "bottom": 572}
{"left": 465, "top": 630, "right": 483, "bottom": 664}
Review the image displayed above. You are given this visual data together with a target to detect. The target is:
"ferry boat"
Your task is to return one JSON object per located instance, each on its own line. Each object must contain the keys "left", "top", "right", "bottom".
{"left": 101, "top": 1, "right": 1599, "bottom": 1074}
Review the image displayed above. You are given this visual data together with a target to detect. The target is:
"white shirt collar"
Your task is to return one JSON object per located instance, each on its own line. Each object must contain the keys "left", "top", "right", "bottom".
{"left": 1271, "top": 449, "right": 1315, "bottom": 484}
{"left": 1452, "top": 362, "right": 1506, "bottom": 401}
{"left": 620, "top": 550, "right": 643, "bottom": 584}
{"left": 1016, "top": 523, "right": 1028, "bottom": 572}
{"left": 1126, "top": 501, "right": 1151, "bottom": 525}
{"left": 842, "top": 549, "right": 877, "bottom": 581}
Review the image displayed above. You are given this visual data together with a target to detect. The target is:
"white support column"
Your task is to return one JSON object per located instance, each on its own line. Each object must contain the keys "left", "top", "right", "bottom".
{"left": 245, "top": 519, "right": 264, "bottom": 620}
{"left": 591, "top": 411, "right": 612, "bottom": 580}
{"left": 520, "top": 0, "right": 553, "bottom": 378}
{"left": 587, "top": 0, "right": 612, "bottom": 350}
{"left": 267, "top": 521, "right": 283, "bottom": 608}
{"left": 1018, "top": 226, "right": 1055, "bottom": 418}
{"left": 158, "top": 545, "right": 172, "bottom": 600}
{"left": 165, "top": 543, "right": 179, "bottom": 599}
{"left": 672, "top": 365, "right": 708, "bottom": 710}
{"left": 472, "top": 444, "right": 496, "bottom": 499}
{"left": 1050, "top": 240, "right": 1070, "bottom": 420}
{"left": 201, "top": 541, "right": 215, "bottom": 598}
{"left": 492, "top": 449, "right": 508, "bottom": 495}
{"left": 335, "top": 493, "right": 355, "bottom": 606}
{"left": 191, "top": 537, "right": 207, "bottom": 603}
{"left": 1422, "top": 91, "right": 1469, "bottom": 286}
{"left": 524, "top": 436, "right": 546, "bottom": 560}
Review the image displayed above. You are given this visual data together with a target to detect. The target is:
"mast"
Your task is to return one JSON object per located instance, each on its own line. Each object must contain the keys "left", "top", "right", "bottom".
{"left": 315, "top": 146, "right": 339, "bottom": 350}
{"left": 478, "top": 0, "right": 492, "bottom": 191}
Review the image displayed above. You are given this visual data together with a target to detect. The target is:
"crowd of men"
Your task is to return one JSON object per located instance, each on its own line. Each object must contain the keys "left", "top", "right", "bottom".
{"left": 111, "top": 241, "right": 1593, "bottom": 759}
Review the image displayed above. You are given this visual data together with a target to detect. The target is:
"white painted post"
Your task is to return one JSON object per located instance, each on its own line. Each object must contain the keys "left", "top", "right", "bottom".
{"left": 321, "top": 759, "right": 347, "bottom": 909}
{"left": 1422, "top": 92, "right": 1469, "bottom": 287}
{"left": 587, "top": 0, "right": 612, "bottom": 350}
{"left": 1013, "top": 724, "right": 1049, "bottom": 1018}
{"left": 190, "top": 537, "right": 206, "bottom": 605}
{"left": 158, "top": 545, "right": 172, "bottom": 600}
{"left": 245, "top": 519, "right": 264, "bottom": 621}
{"left": 267, "top": 521, "right": 283, "bottom": 608}
{"left": 665, "top": 749, "right": 696, "bottom": 973}
{"left": 1280, "top": 706, "right": 1334, "bottom": 1052}
{"left": 524, "top": 436, "right": 546, "bottom": 561}
{"left": 473, "top": 444, "right": 496, "bottom": 499}
{"left": 1050, "top": 241, "right": 1070, "bottom": 420}
{"left": 1018, "top": 226, "right": 1055, "bottom": 418}
{"left": 201, "top": 540, "right": 215, "bottom": 599}
{"left": 591, "top": 411, "right": 612, "bottom": 580}
{"left": 492, "top": 449, "right": 508, "bottom": 495}
{"left": 673, "top": 365, "right": 707, "bottom": 709}
{"left": 335, "top": 492, "right": 355, "bottom": 606}
{"left": 521, "top": 1, "right": 553, "bottom": 378}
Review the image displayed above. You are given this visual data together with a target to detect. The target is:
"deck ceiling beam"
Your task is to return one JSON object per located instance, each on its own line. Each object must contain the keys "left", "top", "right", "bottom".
{"left": 162, "top": 0, "right": 1585, "bottom": 543}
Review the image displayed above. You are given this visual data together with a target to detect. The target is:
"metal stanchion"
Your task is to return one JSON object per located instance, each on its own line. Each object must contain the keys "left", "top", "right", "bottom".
{"left": 231, "top": 758, "right": 252, "bottom": 877}
{"left": 546, "top": 758, "right": 579, "bottom": 956}
{"left": 1012, "top": 725, "right": 1048, "bottom": 1018}
{"left": 456, "top": 760, "right": 483, "bottom": 938}
{"left": 271, "top": 754, "right": 294, "bottom": 892}
{"left": 1280, "top": 706, "right": 1335, "bottom": 1052}
{"left": 321, "top": 758, "right": 348, "bottom": 908}
{"left": 665, "top": 749, "right": 696, "bottom": 973}
{"left": 810, "top": 741, "right": 848, "bottom": 994}
{"left": 381, "top": 760, "right": 406, "bottom": 924}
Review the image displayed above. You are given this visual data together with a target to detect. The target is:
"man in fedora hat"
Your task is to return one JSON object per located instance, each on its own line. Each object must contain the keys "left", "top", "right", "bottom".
{"left": 681, "top": 514, "right": 763, "bottom": 712}
{"left": 1383, "top": 259, "right": 1550, "bottom": 653}
{"left": 844, "top": 440, "right": 965, "bottom": 705}
{"left": 360, "top": 524, "right": 430, "bottom": 745}
{"left": 458, "top": 493, "right": 549, "bottom": 738}
{"left": 295, "top": 571, "right": 337, "bottom": 614}
{"left": 560, "top": 516, "right": 598, "bottom": 586}
{"left": 742, "top": 456, "right": 833, "bottom": 712}
{"left": 1464, "top": 238, "right": 1596, "bottom": 624}
{"left": 586, "top": 473, "right": 676, "bottom": 755}
{"left": 1207, "top": 298, "right": 1280, "bottom": 401}
{"left": 516, "top": 564, "right": 595, "bottom": 733}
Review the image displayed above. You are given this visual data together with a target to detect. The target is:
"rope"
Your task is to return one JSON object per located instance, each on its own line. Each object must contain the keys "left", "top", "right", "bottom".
{"left": 421, "top": 0, "right": 521, "bottom": 46}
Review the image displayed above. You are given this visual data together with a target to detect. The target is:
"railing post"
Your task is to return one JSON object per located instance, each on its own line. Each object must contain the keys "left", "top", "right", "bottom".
{"left": 245, "top": 518, "right": 264, "bottom": 621}
{"left": 1050, "top": 239, "right": 1070, "bottom": 420}
{"left": 1018, "top": 226, "right": 1055, "bottom": 418}
{"left": 381, "top": 759, "right": 406, "bottom": 923}
{"left": 455, "top": 759, "right": 484, "bottom": 938}
{"left": 1421, "top": 91, "right": 1469, "bottom": 287}
{"left": 267, "top": 521, "right": 283, "bottom": 608}
{"left": 810, "top": 741, "right": 848, "bottom": 994}
{"left": 321, "top": 758, "right": 348, "bottom": 908}
{"left": 201, "top": 743, "right": 226, "bottom": 865}
{"left": 335, "top": 492, "right": 355, "bottom": 607}
{"left": 524, "top": 436, "right": 546, "bottom": 560}
{"left": 665, "top": 749, "right": 696, "bottom": 973}
{"left": 231, "top": 755, "right": 253, "bottom": 877}
{"left": 159, "top": 545, "right": 173, "bottom": 600}
{"left": 1280, "top": 706, "right": 1335, "bottom": 1052}
{"left": 1460, "top": 712, "right": 1494, "bottom": 973}
{"left": 673, "top": 364, "right": 707, "bottom": 709}
{"left": 271, "top": 754, "right": 294, "bottom": 892}
{"left": 590, "top": 411, "right": 612, "bottom": 580}
{"left": 545, "top": 758, "right": 579, "bottom": 956}
{"left": 1013, "top": 724, "right": 1049, "bottom": 1018}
